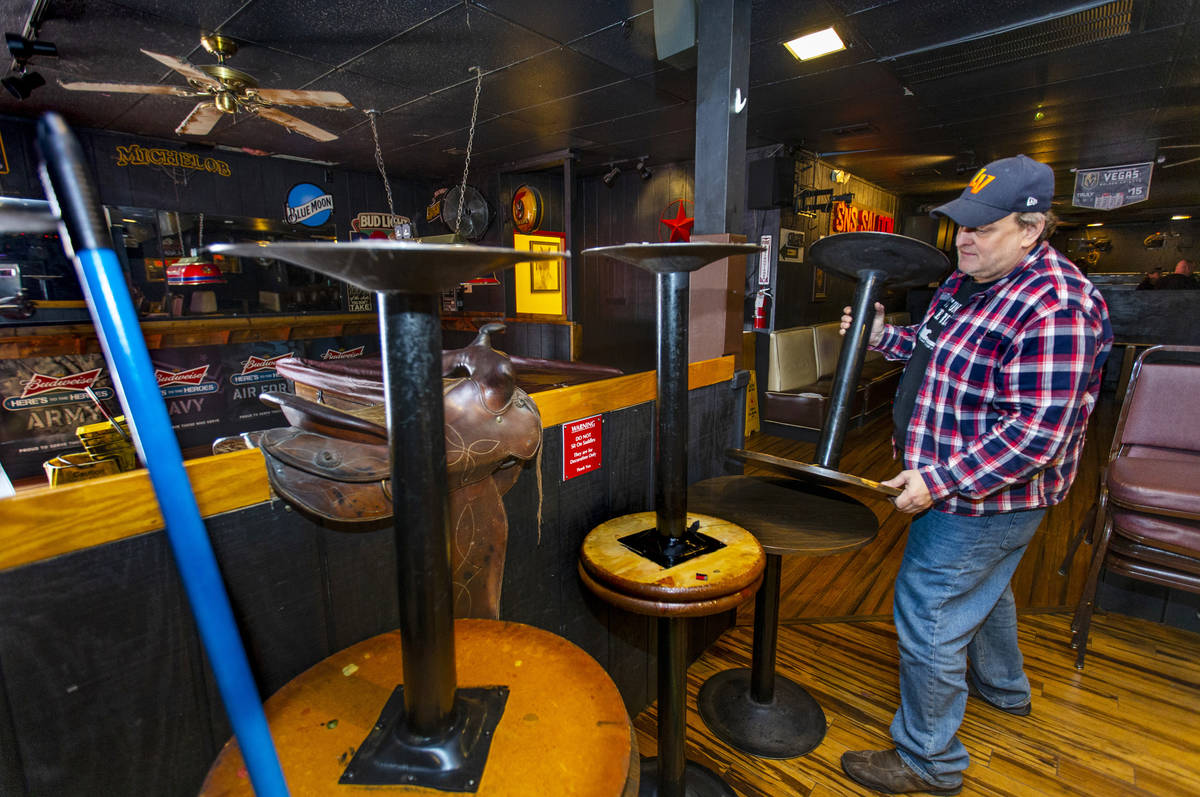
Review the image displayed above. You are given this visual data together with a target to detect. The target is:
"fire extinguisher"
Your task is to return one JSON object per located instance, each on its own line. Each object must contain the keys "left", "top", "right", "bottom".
{"left": 753, "top": 289, "right": 771, "bottom": 330}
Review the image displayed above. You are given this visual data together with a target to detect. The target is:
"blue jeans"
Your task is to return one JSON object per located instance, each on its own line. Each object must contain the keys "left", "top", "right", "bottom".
{"left": 890, "top": 507, "right": 1046, "bottom": 788}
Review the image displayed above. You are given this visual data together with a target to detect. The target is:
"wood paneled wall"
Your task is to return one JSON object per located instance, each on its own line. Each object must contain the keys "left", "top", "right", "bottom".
{"left": 577, "top": 162, "right": 696, "bottom": 372}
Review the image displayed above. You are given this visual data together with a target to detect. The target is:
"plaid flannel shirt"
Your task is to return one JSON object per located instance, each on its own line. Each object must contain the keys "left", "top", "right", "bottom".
{"left": 875, "top": 242, "right": 1112, "bottom": 515}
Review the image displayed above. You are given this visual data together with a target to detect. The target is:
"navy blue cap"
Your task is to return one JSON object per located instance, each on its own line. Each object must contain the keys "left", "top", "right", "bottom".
{"left": 931, "top": 154, "right": 1054, "bottom": 227}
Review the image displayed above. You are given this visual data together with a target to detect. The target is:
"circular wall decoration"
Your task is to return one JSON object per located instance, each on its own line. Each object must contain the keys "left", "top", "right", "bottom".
{"left": 511, "top": 184, "right": 544, "bottom": 233}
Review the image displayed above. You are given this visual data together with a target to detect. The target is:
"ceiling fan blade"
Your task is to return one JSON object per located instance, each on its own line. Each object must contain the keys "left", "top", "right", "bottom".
{"left": 253, "top": 89, "right": 353, "bottom": 108}
{"left": 253, "top": 107, "right": 338, "bottom": 142}
{"left": 59, "top": 80, "right": 197, "bottom": 97}
{"left": 176, "top": 102, "right": 224, "bottom": 136}
{"left": 141, "top": 49, "right": 219, "bottom": 88}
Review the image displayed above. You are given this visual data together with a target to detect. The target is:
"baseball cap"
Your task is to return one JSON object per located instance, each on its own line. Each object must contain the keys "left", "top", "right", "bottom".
{"left": 931, "top": 154, "right": 1054, "bottom": 227}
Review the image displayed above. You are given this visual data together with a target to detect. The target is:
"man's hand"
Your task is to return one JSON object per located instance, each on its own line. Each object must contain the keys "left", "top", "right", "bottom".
{"left": 839, "top": 301, "right": 886, "bottom": 347}
{"left": 882, "top": 469, "right": 932, "bottom": 514}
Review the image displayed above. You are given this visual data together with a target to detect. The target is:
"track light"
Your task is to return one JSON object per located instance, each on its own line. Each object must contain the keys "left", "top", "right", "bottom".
{"left": 602, "top": 165, "right": 621, "bottom": 187}
{"left": 2, "top": 70, "right": 44, "bottom": 99}
{"left": 6, "top": 33, "right": 58, "bottom": 62}
{"left": 636, "top": 158, "right": 652, "bottom": 180}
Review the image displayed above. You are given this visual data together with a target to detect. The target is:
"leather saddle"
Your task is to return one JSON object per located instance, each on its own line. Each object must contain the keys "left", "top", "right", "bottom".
{"left": 223, "top": 323, "right": 543, "bottom": 619}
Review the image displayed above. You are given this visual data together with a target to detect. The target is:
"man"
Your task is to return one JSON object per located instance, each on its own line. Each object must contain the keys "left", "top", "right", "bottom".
{"left": 1135, "top": 267, "right": 1162, "bottom": 290}
{"left": 1156, "top": 259, "right": 1198, "bottom": 289}
{"left": 838, "top": 154, "right": 1112, "bottom": 795}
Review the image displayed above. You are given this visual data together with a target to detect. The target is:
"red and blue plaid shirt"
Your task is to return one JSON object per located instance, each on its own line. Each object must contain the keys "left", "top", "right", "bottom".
{"left": 875, "top": 242, "right": 1112, "bottom": 515}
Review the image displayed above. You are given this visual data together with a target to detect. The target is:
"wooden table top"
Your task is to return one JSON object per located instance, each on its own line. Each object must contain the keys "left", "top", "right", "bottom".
{"left": 687, "top": 475, "right": 878, "bottom": 557}
{"left": 579, "top": 511, "right": 765, "bottom": 603}
{"left": 200, "top": 619, "right": 635, "bottom": 796}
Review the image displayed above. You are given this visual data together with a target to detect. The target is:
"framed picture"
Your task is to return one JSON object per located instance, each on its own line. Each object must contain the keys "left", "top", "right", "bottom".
{"left": 530, "top": 246, "right": 560, "bottom": 292}
{"left": 812, "top": 266, "right": 827, "bottom": 301}
{"left": 513, "top": 231, "right": 566, "bottom": 317}
{"left": 780, "top": 227, "right": 805, "bottom": 263}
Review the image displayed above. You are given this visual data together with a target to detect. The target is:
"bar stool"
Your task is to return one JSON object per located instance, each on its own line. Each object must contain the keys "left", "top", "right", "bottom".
{"left": 693, "top": 232, "right": 949, "bottom": 758}
{"left": 200, "top": 241, "right": 638, "bottom": 795}
{"left": 578, "top": 242, "right": 765, "bottom": 797}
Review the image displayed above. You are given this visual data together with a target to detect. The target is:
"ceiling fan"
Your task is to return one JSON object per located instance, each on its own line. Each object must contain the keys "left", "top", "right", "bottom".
{"left": 59, "top": 34, "right": 352, "bottom": 142}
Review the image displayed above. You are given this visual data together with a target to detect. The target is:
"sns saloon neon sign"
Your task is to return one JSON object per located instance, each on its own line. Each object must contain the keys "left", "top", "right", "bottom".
{"left": 3, "top": 367, "right": 114, "bottom": 411}
{"left": 832, "top": 201, "right": 895, "bottom": 234}
{"left": 115, "top": 144, "right": 231, "bottom": 176}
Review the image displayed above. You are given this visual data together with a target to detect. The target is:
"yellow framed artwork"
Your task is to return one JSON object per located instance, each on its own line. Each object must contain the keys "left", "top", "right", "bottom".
{"left": 513, "top": 231, "right": 566, "bottom": 317}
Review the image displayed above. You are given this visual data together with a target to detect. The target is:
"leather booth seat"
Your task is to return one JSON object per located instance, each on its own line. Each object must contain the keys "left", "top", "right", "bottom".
{"left": 762, "top": 313, "right": 909, "bottom": 438}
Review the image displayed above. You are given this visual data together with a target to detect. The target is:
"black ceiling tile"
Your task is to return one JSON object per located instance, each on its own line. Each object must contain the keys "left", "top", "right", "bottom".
{"left": 504, "top": 78, "right": 677, "bottom": 133}
{"left": 566, "top": 11, "right": 659, "bottom": 78}
{"left": 636, "top": 67, "right": 697, "bottom": 102}
{"left": 372, "top": 85, "right": 500, "bottom": 154}
{"left": 750, "top": 0, "right": 843, "bottom": 45}
{"left": 219, "top": 0, "right": 461, "bottom": 67}
{"left": 476, "top": 0, "right": 652, "bottom": 44}
{"left": 91, "top": 0, "right": 248, "bottom": 32}
{"left": 37, "top": 1, "right": 210, "bottom": 78}
{"left": 845, "top": 0, "right": 1115, "bottom": 59}
{"left": 343, "top": 6, "right": 558, "bottom": 98}
{"left": 479, "top": 47, "right": 632, "bottom": 122}
{"left": 570, "top": 101, "right": 695, "bottom": 147}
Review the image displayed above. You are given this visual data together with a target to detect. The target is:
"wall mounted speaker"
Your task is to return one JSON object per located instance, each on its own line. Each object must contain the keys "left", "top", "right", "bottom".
{"left": 747, "top": 156, "right": 795, "bottom": 210}
{"left": 653, "top": 0, "right": 697, "bottom": 69}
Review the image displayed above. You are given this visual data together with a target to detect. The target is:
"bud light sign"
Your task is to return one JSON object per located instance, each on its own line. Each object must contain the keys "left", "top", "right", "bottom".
{"left": 285, "top": 182, "right": 334, "bottom": 227}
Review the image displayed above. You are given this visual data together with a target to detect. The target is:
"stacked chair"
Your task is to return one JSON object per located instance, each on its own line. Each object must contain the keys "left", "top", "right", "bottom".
{"left": 1071, "top": 344, "right": 1200, "bottom": 669}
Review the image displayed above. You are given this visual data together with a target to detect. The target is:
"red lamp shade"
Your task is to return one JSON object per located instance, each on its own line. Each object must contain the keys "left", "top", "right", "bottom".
{"left": 165, "top": 256, "right": 225, "bottom": 286}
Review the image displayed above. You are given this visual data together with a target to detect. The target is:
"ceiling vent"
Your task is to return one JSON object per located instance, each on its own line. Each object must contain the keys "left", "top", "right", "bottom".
{"left": 888, "top": 0, "right": 1133, "bottom": 84}
{"left": 825, "top": 121, "right": 877, "bottom": 137}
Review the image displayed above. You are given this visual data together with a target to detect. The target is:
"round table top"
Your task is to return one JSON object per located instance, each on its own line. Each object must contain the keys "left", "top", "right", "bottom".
{"left": 200, "top": 619, "right": 635, "bottom": 796}
{"left": 583, "top": 241, "right": 763, "bottom": 274}
{"left": 808, "top": 231, "right": 949, "bottom": 288}
{"left": 210, "top": 240, "right": 564, "bottom": 294}
{"left": 580, "top": 511, "right": 765, "bottom": 603}
{"left": 687, "top": 475, "right": 878, "bottom": 557}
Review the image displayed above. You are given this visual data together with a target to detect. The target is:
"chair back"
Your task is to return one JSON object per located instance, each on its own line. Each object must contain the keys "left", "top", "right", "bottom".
{"left": 1111, "top": 346, "right": 1200, "bottom": 460}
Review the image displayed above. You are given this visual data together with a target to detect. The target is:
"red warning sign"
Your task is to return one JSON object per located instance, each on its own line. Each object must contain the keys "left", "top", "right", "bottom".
{"left": 563, "top": 414, "right": 602, "bottom": 480}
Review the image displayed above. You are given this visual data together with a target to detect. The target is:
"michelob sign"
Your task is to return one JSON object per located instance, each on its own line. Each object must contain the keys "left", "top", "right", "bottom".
{"left": 1072, "top": 162, "right": 1153, "bottom": 210}
{"left": 285, "top": 183, "right": 334, "bottom": 226}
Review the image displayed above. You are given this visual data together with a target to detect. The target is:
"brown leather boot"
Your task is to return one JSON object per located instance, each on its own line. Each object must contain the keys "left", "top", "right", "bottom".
{"left": 840, "top": 749, "right": 962, "bottom": 795}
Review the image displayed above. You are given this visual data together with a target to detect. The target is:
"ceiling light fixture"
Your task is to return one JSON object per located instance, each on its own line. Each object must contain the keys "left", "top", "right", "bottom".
{"left": 784, "top": 27, "right": 845, "bottom": 61}
{"left": 6, "top": 32, "right": 56, "bottom": 61}
{"left": 1172, "top": 215, "right": 1191, "bottom": 220}
{"left": 1087, "top": 223, "right": 1104, "bottom": 227}
{"left": 2, "top": 69, "right": 43, "bottom": 99}
{"left": 636, "top": 158, "right": 652, "bottom": 180}
{"left": 4, "top": 31, "right": 56, "bottom": 100}
{"left": 602, "top": 165, "right": 621, "bottom": 187}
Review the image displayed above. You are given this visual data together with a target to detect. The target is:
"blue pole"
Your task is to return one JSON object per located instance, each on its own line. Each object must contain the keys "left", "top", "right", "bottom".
{"left": 35, "top": 113, "right": 288, "bottom": 796}
{"left": 73, "top": 249, "right": 289, "bottom": 796}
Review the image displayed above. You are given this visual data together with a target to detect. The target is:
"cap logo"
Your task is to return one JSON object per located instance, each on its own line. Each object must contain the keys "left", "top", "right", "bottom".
{"left": 1026, "top": 196, "right": 1038, "bottom": 206}
{"left": 968, "top": 168, "right": 996, "bottom": 194}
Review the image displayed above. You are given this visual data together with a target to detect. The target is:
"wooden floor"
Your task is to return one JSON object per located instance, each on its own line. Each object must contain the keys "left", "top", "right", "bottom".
{"left": 631, "top": 394, "right": 1200, "bottom": 795}
{"left": 634, "top": 612, "right": 1200, "bottom": 796}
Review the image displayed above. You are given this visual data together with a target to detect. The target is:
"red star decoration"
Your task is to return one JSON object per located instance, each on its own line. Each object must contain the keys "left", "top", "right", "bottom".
{"left": 659, "top": 200, "right": 694, "bottom": 242}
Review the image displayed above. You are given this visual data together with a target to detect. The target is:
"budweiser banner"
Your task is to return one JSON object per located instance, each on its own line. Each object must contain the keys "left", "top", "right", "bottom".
{"left": 0, "top": 355, "right": 116, "bottom": 478}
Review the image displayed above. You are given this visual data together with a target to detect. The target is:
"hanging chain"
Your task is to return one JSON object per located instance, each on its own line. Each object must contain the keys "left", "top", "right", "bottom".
{"left": 365, "top": 110, "right": 396, "bottom": 219}
{"left": 455, "top": 65, "right": 483, "bottom": 237}
{"left": 197, "top": 212, "right": 204, "bottom": 252}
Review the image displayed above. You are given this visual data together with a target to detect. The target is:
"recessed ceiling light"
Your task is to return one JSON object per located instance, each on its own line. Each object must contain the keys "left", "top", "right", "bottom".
{"left": 1171, "top": 215, "right": 1191, "bottom": 220}
{"left": 1087, "top": 222, "right": 1104, "bottom": 227}
{"left": 784, "top": 27, "right": 845, "bottom": 61}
